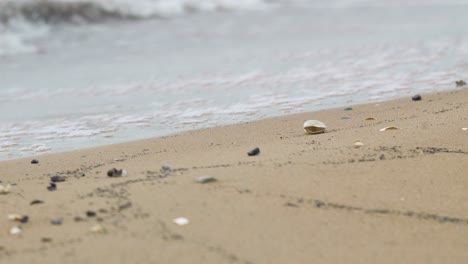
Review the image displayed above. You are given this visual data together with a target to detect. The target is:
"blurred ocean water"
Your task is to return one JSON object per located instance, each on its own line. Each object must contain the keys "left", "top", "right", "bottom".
{"left": 0, "top": 0, "right": 467, "bottom": 159}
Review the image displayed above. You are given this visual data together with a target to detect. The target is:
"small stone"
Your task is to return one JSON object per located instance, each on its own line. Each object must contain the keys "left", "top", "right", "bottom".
{"left": 344, "top": 107, "right": 353, "bottom": 111}
{"left": 247, "top": 147, "right": 260, "bottom": 156}
{"left": 379, "top": 154, "right": 386, "bottom": 160}
{"left": 0, "top": 184, "right": 11, "bottom": 194}
{"left": 47, "top": 182, "right": 57, "bottom": 191}
{"left": 412, "top": 94, "right": 422, "bottom": 101}
{"left": 31, "top": 159, "right": 39, "bottom": 164}
{"left": 30, "top": 199, "right": 44, "bottom": 205}
{"left": 41, "top": 237, "right": 53, "bottom": 243}
{"left": 74, "top": 216, "right": 84, "bottom": 222}
{"left": 107, "top": 168, "right": 127, "bottom": 177}
{"left": 196, "top": 176, "right": 217, "bottom": 184}
{"left": 86, "top": 211, "right": 97, "bottom": 217}
{"left": 455, "top": 80, "right": 466, "bottom": 86}
{"left": 341, "top": 116, "right": 351, "bottom": 120}
{"left": 19, "top": 215, "right": 29, "bottom": 223}
{"left": 79, "top": 172, "right": 86, "bottom": 177}
{"left": 161, "top": 165, "right": 171, "bottom": 171}
{"left": 51, "top": 218, "right": 62, "bottom": 225}
{"left": 50, "top": 176, "right": 65, "bottom": 183}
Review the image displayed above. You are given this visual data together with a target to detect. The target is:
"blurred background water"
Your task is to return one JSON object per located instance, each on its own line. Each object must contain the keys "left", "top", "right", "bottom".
{"left": 0, "top": 0, "right": 467, "bottom": 159}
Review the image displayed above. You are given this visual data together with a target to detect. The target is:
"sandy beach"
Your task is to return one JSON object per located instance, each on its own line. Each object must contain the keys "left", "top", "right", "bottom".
{"left": 1, "top": 88, "right": 467, "bottom": 263}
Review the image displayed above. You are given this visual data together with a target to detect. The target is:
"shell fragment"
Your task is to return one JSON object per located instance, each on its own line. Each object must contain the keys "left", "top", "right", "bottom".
{"left": 196, "top": 176, "right": 217, "bottom": 184}
{"left": 365, "top": 117, "right": 376, "bottom": 121}
{"left": 462, "top": 128, "right": 468, "bottom": 131}
{"left": 10, "top": 226, "right": 22, "bottom": 235}
{"left": 379, "top": 126, "right": 398, "bottom": 132}
{"left": 173, "top": 217, "right": 189, "bottom": 226}
{"left": 0, "top": 184, "right": 11, "bottom": 194}
{"left": 303, "top": 120, "right": 326, "bottom": 134}
{"left": 91, "top": 224, "right": 106, "bottom": 233}
{"left": 353, "top": 140, "right": 365, "bottom": 148}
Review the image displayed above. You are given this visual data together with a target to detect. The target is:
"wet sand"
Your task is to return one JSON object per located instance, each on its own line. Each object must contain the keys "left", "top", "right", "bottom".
{"left": 1, "top": 88, "right": 467, "bottom": 264}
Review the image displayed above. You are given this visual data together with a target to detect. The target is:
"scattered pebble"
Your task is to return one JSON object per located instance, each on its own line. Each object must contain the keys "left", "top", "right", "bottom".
{"left": 20, "top": 216, "right": 29, "bottom": 223}
{"left": 50, "top": 175, "right": 66, "bottom": 183}
{"left": 412, "top": 94, "right": 422, "bottom": 101}
{"left": 247, "top": 147, "right": 260, "bottom": 156}
{"left": 90, "top": 224, "right": 106, "bottom": 233}
{"left": 341, "top": 116, "right": 351, "bottom": 120}
{"left": 86, "top": 211, "right": 97, "bottom": 217}
{"left": 379, "top": 126, "right": 399, "bottom": 132}
{"left": 365, "top": 117, "right": 376, "bottom": 121}
{"left": 51, "top": 218, "right": 62, "bottom": 225}
{"left": 10, "top": 226, "right": 22, "bottom": 235}
{"left": 47, "top": 182, "right": 57, "bottom": 191}
{"left": 196, "top": 176, "right": 217, "bottom": 184}
{"left": 31, "top": 159, "right": 39, "bottom": 164}
{"left": 74, "top": 216, "right": 84, "bottom": 222}
{"left": 455, "top": 80, "right": 466, "bottom": 87}
{"left": 0, "top": 184, "right": 11, "bottom": 194}
{"left": 107, "top": 168, "right": 128, "bottom": 177}
{"left": 30, "top": 199, "right": 44, "bottom": 205}
{"left": 344, "top": 107, "right": 353, "bottom": 111}
{"left": 379, "top": 154, "right": 386, "bottom": 160}
{"left": 173, "top": 217, "right": 189, "bottom": 226}
{"left": 41, "top": 237, "right": 53, "bottom": 243}
{"left": 161, "top": 165, "right": 171, "bottom": 171}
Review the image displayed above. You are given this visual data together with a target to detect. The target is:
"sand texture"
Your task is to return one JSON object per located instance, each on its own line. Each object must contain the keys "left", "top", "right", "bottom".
{"left": 1, "top": 89, "right": 467, "bottom": 263}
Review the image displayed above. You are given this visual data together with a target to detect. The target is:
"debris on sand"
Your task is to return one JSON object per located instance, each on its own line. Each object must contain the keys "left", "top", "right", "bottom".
{"left": 412, "top": 94, "right": 422, "bottom": 101}
{"left": 31, "top": 159, "right": 39, "bottom": 164}
{"left": 353, "top": 140, "right": 364, "bottom": 148}
{"left": 196, "top": 176, "right": 217, "bottom": 184}
{"left": 90, "top": 224, "right": 106, "bottom": 233}
{"left": 30, "top": 200, "right": 44, "bottom": 205}
{"left": 173, "top": 217, "right": 189, "bottom": 226}
{"left": 379, "top": 126, "right": 399, "bottom": 132}
{"left": 303, "top": 120, "right": 326, "bottom": 134}
{"left": 86, "top": 211, "right": 97, "bottom": 217}
{"left": 344, "top": 107, "right": 353, "bottom": 111}
{"left": 107, "top": 168, "right": 128, "bottom": 177}
{"left": 47, "top": 182, "right": 57, "bottom": 191}
{"left": 51, "top": 218, "right": 62, "bottom": 225}
{"left": 365, "top": 117, "right": 376, "bottom": 121}
{"left": 247, "top": 147, "right": 260, "bottom": 156}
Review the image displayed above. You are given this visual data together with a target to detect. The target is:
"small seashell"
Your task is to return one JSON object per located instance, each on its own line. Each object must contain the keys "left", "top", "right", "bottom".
{"left": 379, "top": 126, "right": 398, "bottom": 132}
{"left": 173, "top": 217, "right": 189, "bottom": 226}
{"left": 51, "top": 218, "right": 62, "bottom": 225}
{"left": 303, "top": 120, "right": 326, "bottom": 134}
{"left": 90, "top": 224, "right": 106, "bottom": 233}
{"left": 247, "top": 147, "right": 260, "bottom": 156}
{"left": 196, "top": 176, "right": 217, "bottom": 184}
{"left": 10, "top": 226, "right": 22, "bottom": 235}
{"left": 353, "top": 140, "right": 364, "bottom": 148}
{"left": 0, "top": 184, "right": 11, "bottom": 194}
{"left": 365, "top": 117, "right": 376, "bottom": 121}
{"left": 8, "top": 214, "right": 22, "bottom": 221}
{"left": 462, "top": 128, "right": 468, "bottom": 131}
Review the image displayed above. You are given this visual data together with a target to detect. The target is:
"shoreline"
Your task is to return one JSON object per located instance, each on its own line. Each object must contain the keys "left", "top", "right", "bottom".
{"left": 1, "top": 88, "right": 467, "bottom": 263}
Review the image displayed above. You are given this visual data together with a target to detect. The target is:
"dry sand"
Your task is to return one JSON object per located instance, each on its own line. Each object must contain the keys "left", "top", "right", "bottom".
{"left": 1, "top": 88, "right": 467, "bottom": 264}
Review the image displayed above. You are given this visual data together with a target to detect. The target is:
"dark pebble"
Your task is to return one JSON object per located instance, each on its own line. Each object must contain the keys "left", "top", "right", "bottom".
{"left": 31, "top": 159, "right": 39, "bottom": 164}
{"left": 20, "top": 215, "right": 29, "bottom": 223}
{"left": 47, "top": 182, "right": 57, "bottom": 191}
{"left": 86, "top": 210, "right": 97, "bottom": 217}
{"left": 50, "top": 175, "right": 65, "bottom": 183}
{"left": 79, "top": 172, "right": 86, "bottom": 177}
{"left": 344, "top": 107, "right": 353, "bottom": 111}
{"left": 247, "top": 147, "right": 260, "bottom": 156}
{"left": 30, "top": 199, "right": 44, "bottom": 205}
{"left": 41, "top": 237, "right": 53, "bottom": 243}
{"left": 107, "top": 168, "right": 125, "bottom": 177}
{"left": 161, "top": 165, "right": 171, "bottom": 171}
{"left": 412, "top": 94, "right": 422, "bottom": 101}
{"left": 74, "top": 216, "right": 84, "bottom": 222}
{"left": 51, "top": 218, "right": 62, "bottom": 225}
{"left": 341, "top": 116, "right": 351, "bottom": 120}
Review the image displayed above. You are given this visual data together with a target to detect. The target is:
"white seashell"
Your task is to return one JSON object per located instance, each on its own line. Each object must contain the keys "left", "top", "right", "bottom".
{"left": 353, "top": 140, "right": 364, "bottom": 148}
{"left": 462, "top": 128, "right": 468, "bottom": 131}
{"left": 173, "top": 217, "right": 189, "bottom": 226}
{"left": 303, "top": 120, "right": 326, "bottom": 134}
{"left": 0, "top": 184, "right": 11, "bottom": 194}
{"left": 8, "top": 214, "right": 22, "bottom": 221}
{"left": 10, "top": 226, "right": 22, "bottom": 235}
{"left": 90, "top": 224, "right": 106, "bottom": 233}
{"left": 379, "top": 126, "right": 398, "bottom": 132}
